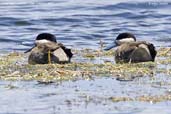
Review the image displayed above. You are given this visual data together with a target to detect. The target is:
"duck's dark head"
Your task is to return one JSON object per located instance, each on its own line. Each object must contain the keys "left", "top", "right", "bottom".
{"left": 24, "top": 33, "right": 57, "bottom": 53}
{"left": 104, "top": 32, "right": 136, "bottom": 51}
{"left": 36, "top": 33, "right": 57, "bottom": 44}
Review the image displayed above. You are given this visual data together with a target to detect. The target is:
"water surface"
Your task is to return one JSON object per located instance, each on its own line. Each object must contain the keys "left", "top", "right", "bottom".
{"left": 0, "top": 0, "right": 171, "bottom": 51}
{"left": 0, "top": 0, "right": 171, "bottom": 114}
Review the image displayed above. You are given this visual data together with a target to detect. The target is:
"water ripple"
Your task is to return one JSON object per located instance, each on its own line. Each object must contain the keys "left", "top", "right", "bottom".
{"left": 0, "top": 0, "right": 171, "bottom": 51}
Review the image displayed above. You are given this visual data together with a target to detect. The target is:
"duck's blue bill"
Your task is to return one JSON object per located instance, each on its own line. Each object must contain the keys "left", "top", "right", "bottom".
{"left": 104, "top": 43, "right": 117, "bottom": 51}
{"left": 24, "top": 46, "right": 35, "bottom": 53}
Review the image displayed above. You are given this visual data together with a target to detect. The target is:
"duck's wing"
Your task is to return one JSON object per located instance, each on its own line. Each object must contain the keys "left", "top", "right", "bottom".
{"left": 132, "top": 41, "right": 157, "bottom": 61}
{"left": 35, "top": 42, "right": 60, "bottom": 52}
{"left": 58, "top": 43, "right": 73, "bottom": 58}
{"left": 24, "top": 41, "right": 59, "bottom": 53}
{"left": 130, "top": 46, "right": 152, "bottom": 62}
{"left": 115, "top": 43, "right": 137, "bottom": 63}
{"left": 128, "top": 41, "right": 147, "bottom": 47}
{"left": 117, "top": 43, "right": 137, "bottom": 54}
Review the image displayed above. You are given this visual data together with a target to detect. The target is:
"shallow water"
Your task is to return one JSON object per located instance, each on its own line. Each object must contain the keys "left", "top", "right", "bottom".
{"left": 0, "top": 77, "right": 171, "bottom": 114}
{"left": 0, "top": 0, "right": 171, "bottom": 114}
{"left": 1, "top": 76, "right": 171, "bottom": 114}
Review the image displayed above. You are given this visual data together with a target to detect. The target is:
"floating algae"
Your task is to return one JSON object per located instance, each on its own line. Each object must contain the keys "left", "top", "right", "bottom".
{"left": 109, "top": 94, "right": 171, "bottom": 103}
{"left": 0, "top": 48, "right": 170, "bottom": 83}
{"left": 0, "top": 48, "right": 171, "bottom": 104}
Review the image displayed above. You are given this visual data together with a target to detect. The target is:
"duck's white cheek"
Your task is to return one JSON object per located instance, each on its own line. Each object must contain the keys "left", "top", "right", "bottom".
{"left": 35, "top": 39, "right": 51, "bottom": 44}
{"left": 116, "top": 38, "right": 135, "bottom": 45}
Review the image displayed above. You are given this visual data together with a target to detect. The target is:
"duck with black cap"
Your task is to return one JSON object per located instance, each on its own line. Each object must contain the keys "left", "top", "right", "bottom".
{"left": 104, "top": 32, "right": 157, "bottom": 63}
{"left": 25, "top": 33, "right": 73, "bottom": 64}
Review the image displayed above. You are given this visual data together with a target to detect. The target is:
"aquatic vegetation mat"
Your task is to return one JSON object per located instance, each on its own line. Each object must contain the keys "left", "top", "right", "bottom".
{"left": 109, "top": 94, "right": 171, "bottom": 103}
{"left": 0, "top": 48, "right": 171, "bottom": 103}
{"left": 0, "top": 48, "right": 171, "bottom": 82}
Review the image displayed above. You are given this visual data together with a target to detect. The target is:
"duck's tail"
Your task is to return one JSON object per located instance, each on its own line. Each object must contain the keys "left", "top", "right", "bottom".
{"left": 147, "top": 43, "right": 157, "bottom": 61}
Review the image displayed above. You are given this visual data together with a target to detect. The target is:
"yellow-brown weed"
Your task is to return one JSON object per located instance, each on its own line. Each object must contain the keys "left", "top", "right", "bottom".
{"left": 0, "top": 48, "right": 170, "bottom": 83}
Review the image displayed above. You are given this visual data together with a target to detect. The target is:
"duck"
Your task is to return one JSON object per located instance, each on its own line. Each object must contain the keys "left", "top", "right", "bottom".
{"left": 25, "top": 33, "right": 73, "bottom": 64}
{"left": 104, "top": 32, "right": 157, "bottom": 63}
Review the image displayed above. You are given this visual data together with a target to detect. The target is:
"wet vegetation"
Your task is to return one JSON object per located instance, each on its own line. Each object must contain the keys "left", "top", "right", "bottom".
{"left": 0, "top": 47, "right": 171, "bottom": 103}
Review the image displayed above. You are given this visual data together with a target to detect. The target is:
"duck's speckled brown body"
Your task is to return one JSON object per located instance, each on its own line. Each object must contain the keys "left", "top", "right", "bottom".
{"left": 104, "top": 33, "right": 157, "bottom": 63}
{"left": 26, "top": 33, "right": 73, "bottom": 64}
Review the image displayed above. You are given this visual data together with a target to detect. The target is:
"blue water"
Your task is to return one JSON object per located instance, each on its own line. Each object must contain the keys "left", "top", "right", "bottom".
{"left": 0, "top": 0, "right": 171, "bottom": 52}
{"left": 1, "top": 77, "right": 171, "bottom": 114}
{"left": 0, "top": 0, "right": 171, "bottom": 114}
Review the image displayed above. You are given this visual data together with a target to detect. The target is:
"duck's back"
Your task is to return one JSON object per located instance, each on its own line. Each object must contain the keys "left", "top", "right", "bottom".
{"left": 53, "top": 47, "right": 70, "bottom": 63}
{"left": 129, "top": 44, "right": 152, "bottom": 63}
{"left": 28, "top": 43, "right": 72, "bottom": 64}
{"left": 115, "top": 43, "right": 136, "bottom": 63}
{"left": 115, "top": 42, "right": 156, "bottom": 63}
